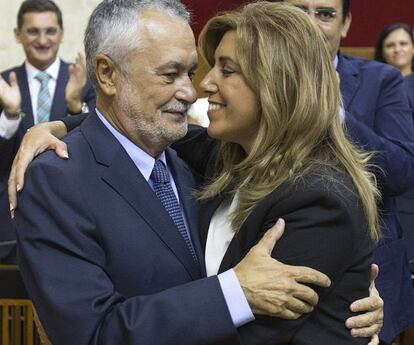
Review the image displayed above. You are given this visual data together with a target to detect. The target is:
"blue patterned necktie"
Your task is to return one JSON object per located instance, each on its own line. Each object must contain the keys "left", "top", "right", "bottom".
{"left": 35, "top": 71, "right": 52, "bottom": 123}
{"left": 151, "top": 160, "right": 198, "bottom": 263}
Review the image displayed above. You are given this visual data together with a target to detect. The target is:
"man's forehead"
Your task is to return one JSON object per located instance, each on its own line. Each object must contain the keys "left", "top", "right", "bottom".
{"left": 285, "top": 0, "right": 342, "bottom": 9}
{"left": 22, "top": 11, "right": 59, "bottom": 26}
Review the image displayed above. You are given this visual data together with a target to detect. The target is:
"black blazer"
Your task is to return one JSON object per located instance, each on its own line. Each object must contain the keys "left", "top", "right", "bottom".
{"left": 174, "top": 125, "right": 374, "bottom": 345}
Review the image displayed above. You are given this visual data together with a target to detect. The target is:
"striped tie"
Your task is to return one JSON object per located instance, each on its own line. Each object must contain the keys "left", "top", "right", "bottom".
{"left": 151, "top": 160, "right": 198, "bottom": 263}
{"left": 35, "top": 71, "right": 52, "bottom": 123}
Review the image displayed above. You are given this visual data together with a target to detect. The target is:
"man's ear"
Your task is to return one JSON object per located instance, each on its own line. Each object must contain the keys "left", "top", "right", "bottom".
{"left": 14, "top": 28, "right": 22, "bottom": 44}
{"left": 341, "top": 13, "right": 352, "bottom": 39}
{"left": 95, "top": 54, "right": 118, "bottom": 96}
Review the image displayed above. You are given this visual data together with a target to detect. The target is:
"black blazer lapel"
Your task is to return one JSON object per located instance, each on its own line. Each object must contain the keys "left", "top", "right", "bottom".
{"left": 337, "top": 52, "right": 361, "bottom": 110}
{"left": 50, "top": 61, "right": 69, "bottom": 119}
{"left": 15, "top": 65, "right": 35, "bottom": 130}
{"left": 81, "top": 112, "right": 202, "bottom": 280}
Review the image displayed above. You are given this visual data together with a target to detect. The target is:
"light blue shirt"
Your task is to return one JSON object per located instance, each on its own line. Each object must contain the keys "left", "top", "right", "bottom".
{"left": 334, "top": 54, "right": 346, "bottom": 122}
{"left": 95, "top": 109, "right": 254, "bottom": 327}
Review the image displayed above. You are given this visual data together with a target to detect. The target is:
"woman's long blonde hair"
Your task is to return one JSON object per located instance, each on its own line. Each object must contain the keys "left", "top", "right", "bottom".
{"left": 198, "top": 1, "right": 380, "bottom": 241}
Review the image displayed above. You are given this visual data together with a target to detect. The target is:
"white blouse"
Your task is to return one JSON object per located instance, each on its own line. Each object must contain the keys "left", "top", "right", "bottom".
{"left": 205, "top": 193, "right": 239, "bottom": 277}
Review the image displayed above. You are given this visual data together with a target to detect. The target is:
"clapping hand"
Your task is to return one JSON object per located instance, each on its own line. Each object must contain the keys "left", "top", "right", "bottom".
{"left": 0, "top": 72, "right": 21, "bottom": 118}
{"left": 65, "top": 52, "right": 87, "bottom": 113}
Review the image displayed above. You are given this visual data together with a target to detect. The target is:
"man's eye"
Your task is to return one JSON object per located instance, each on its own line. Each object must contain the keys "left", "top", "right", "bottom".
{"left": 188, "top": 71, "right": 196, "bottom": 80}
{"left": 163, "top": 73, "right": 178, "bottom": 81}
{"left": 316, "top": 9, "right": 337, "bottom": 21}
{"left": 26, "top": 28, "right": 39, "bottom": 35}
{"left": 45, "top": 28, "right": 58, "bottom": 35}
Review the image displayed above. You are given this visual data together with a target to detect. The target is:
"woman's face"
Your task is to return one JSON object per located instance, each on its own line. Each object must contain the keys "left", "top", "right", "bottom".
{"left": 200, "top": 30, "right": 259, "bottom": 154}
{"left": 382, "top": 28, "right": 414, "bottom": 72}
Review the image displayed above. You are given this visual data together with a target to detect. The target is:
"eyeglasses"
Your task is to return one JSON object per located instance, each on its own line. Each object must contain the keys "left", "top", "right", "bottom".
{"left": 22, "top": 27, "right": 60, "bottom": 39}
{"left": 294, "top": 6, "right": 339, "bottom": 23}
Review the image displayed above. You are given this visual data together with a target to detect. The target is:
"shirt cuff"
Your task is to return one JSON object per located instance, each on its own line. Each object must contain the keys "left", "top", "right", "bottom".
{"left": 218, "top": 269, "right": 255, "bottom": 327}
{"left": 0, "top": 111, "right": 22, "bottom": 139}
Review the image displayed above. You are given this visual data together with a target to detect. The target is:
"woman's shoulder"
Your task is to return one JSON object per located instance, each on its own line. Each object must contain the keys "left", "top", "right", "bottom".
{"left": 266, "top": 165, "right": 360, "bottom": 210}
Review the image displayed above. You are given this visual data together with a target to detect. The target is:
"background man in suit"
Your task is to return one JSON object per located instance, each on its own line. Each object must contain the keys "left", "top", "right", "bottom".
{"left": 15, "top": 1, "right": 334, "bottom": 344}
{"left": 281, "top": 0, "right": 414, "bottom": 344}
{"left": 0, "top": 0, "right": 95, "bottom": 263}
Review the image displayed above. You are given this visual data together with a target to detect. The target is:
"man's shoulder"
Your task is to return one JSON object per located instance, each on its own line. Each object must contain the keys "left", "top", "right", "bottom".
{"left": 265, "top": 166, "right": 359, "bottom": 209}
{"left": 29, "top": 128, "right": 90, "bottom": 177}
{"left": 1, "top": 64, "right": 25, "bottom": 78}
{"left": 341, "top": 54, "right": 400, "bottom": 77}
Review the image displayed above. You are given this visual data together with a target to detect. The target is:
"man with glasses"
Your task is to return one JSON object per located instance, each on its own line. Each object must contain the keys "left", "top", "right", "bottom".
{"left": 0, "top": 0, "right": 95, "bottom": 263}
{"left": 281, "top": 1, "right": 414, "bottom": 344}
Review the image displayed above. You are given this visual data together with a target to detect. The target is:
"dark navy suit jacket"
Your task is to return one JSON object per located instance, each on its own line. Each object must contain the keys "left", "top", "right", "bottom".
{"left": 0, "top": 61, "right": 95, "bottom": 263}
{"left": 400, "top": 74, "right": 414, "bottom": 276}
{"left": 338, "top": 53, "right": 414, "bottom": 343}
{"left": 16, "top": 112, "right": 239, "bottom": 345}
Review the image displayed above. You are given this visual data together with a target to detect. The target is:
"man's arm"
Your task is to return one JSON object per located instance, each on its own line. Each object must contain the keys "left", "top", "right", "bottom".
{"left": 344, "top": 66, "right": 414, "bottom": 196}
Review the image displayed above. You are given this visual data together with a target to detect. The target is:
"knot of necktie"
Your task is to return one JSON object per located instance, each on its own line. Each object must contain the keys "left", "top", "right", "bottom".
{"left": 151, "top": 160, "right": 170, "bottom": 184}
{"left": 35, "top": 71, "right": 51, "bottom": 86}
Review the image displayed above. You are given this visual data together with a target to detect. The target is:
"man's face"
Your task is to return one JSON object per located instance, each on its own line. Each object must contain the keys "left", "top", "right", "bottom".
{"left": 284, "top": 0, "right": 351, "bottom": 58}
{"left": 14, "top": 11, "right": 63, "bottom": 70}
{"left": 112, "top": 10, "right": 198, "bottom": 155}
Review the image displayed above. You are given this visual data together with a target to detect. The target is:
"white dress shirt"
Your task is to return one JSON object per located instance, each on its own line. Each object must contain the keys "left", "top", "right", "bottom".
{"left": 0, "top": 58, "right": 60, "bottom": 139}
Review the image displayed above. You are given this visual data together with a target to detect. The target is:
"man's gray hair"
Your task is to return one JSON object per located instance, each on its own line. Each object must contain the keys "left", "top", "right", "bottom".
{"left": 84, "top": 0, "right": 190, "bottom": 86}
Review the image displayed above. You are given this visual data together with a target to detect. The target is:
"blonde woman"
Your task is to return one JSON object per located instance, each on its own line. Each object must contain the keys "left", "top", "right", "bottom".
{"left": 174, "top": 2, "right": 380, "bottom": 343}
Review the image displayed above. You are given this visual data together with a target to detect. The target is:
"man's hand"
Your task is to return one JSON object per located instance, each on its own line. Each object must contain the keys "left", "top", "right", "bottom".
{"left": 8, "top": 121, "right": 68, "bottom": 214}
{"left": 345, "top": 264, "right": 384, "bottom": 345}
{"left": 0, "top": 72, "right": 21, "bottom": 117}
{"left": 234, "top": 219, "right": 331, "bottom": 320}
{"left": 65, "top": 53, "right": 87, "bottom": 113}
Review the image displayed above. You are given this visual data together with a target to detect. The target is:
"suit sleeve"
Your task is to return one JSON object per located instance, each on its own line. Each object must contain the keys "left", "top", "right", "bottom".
{"left": 16, "top": 158, "right": 240, "bottom": 345}
{"left": 345, "top": 68, "right": 414, "bottom": 196}
{"left": 237, "top": 180, "right": 372, "bottom": 345}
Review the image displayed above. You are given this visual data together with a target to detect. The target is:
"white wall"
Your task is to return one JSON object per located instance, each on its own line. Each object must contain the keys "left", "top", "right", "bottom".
{"left": 0, "top": 0, "right": 101, "bottom": 71}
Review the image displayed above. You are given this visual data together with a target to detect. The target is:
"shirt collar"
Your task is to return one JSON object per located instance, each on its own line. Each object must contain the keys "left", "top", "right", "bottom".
{"left": 25, "top": 57, "right": 60, "bottom": 81}
{"left": 95, "top": 108, "right": 167, "bottom": 181}
{"left": 333, "top": 54, "right": 339, "bottom": 70}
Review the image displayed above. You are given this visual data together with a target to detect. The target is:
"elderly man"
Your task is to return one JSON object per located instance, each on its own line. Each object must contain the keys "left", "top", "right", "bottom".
{"left": 0, "top": 0, "right": 95, "bottom": 263}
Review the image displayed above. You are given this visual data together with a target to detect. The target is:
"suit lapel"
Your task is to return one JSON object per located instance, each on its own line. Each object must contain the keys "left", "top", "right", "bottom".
{"left": 81, "top": 112, "right": 202, "bottom": 280}
{"left": 337, "top": 53, "right": 360, "bottom": 111}
{"left": 15, "top": 65, "right": 35, "bottom": 130}
{"left": 50, "top": 61, "right": 69, "bottom": 119}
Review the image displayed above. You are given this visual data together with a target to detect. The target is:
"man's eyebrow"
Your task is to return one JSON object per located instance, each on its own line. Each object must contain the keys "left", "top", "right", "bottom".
{"left": 156, "top": 61, "right": 198, "bottom": 73}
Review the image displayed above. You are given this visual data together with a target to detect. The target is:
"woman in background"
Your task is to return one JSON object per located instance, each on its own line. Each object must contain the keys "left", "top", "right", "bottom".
{"left": 375, "top": 23, "right": 414, "bottom": 77}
